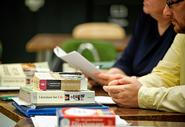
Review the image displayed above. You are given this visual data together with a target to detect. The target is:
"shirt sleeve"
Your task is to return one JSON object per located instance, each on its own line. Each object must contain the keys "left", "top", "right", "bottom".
{"left": 138, "top": 86, "right": 185, "bottom": 113}
{"left": 138, "top": 34, "right": 185, "bottom": 113}
{"left": 138, "top": 34, "right": 183, "bottom": 87}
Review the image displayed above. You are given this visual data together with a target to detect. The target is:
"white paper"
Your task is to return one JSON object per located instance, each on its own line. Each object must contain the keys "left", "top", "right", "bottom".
{"left": 31, "top": 115, "right": 128, "bottom": 127}
{"left": 0, "top": 86, "right": 20, "bottom": 91}
{"left": 95, "top": 96, "right": 116, "bottom": 105}
{"left": 31, "top": 116, "right": 57, "bottom": 127}
{"left": 12, "top": 97, "right": 31, "bottom": 106}
{"left": 54, "top": 46, "right": 100, "bottom": 79}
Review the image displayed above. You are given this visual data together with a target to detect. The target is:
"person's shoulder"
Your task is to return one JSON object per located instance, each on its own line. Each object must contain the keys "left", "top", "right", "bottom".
{"left": 172, "top": 34, "right": 185, "bottom": 50}
{"left": 137, "top": 9, "right": 151, "bottom": 20}
{"left": 174, "top": 34, "right": 185, "bottom": 42}
{"left": 135, "top": 9, "right": 155, "bottom": 29}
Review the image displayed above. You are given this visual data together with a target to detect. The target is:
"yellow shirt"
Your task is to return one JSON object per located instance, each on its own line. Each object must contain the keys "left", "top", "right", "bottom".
{"left": 138, "top": 34, "right": 185, "bottom": 113}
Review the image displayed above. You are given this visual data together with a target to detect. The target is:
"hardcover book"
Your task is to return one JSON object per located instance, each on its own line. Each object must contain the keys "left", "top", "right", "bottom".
{"left": 32, "top": 72, "right": 87, "bottom": 91}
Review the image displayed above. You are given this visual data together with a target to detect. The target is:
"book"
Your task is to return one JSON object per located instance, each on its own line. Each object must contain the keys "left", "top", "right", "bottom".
{"left": 53, "top": 46, "right": 100, "bottom": 80}
{"left": 32, "top": 72, "right": 87, "bottom": 91}
{"left": 0, "top": 64, "right": 26, "bottom": 87}
{"left": 0, "top": 62, "right": 50, "bottom": 88}
{"left": 18, "top": 86, "right": 95, "bottom": 105}
{"left": 57, "top": 108, "right": 116, "bottom": 127}
{"left": 31, "top": 115, "right": 128, "bottom": 127}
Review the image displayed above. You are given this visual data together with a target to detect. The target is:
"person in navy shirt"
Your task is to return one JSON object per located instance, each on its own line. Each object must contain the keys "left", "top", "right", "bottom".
{"left": 89, "top": 0, "right": 176, "bottom": 86}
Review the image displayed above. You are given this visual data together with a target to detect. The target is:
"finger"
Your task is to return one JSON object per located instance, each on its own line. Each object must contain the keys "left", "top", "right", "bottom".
{"left": 111, "top": 98, "right": 124, "bottom": 106}
{"left": 118, "top": 76, "right": 136, "bottom": 84}
{"left": 111, "top": 74, "right": 125, "bottom": 79}
{"left": 103, "top": 86, "right": 119, "bottom": 93}
{"left": 108, "top": 91, "right": 123, "bottom": 99}
{"left": 95, "top": 78, "right": 109, "bottom": 86}
{"left": 108, "top": 80, "right": 119, "bottom": 86}
{"left": 98, "top": 73, "right": 124, "bottom": 81}
{"left": 103, "top": 85, "right": 125, "bottom": 93}
{"left": 97, "top": 73, "right": 111, "bottom": 80}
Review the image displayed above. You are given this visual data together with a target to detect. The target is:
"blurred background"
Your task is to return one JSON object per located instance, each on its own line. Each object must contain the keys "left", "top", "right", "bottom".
{"left": 0, "top": 0, "right": 142, "bottom": 64}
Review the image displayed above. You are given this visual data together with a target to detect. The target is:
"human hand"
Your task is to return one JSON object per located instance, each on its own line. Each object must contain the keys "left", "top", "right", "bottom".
{"left": 103, "top": 76, "right": 142, "bottom": 108}
{"left": 91, "top": 71, "right": 124, "bottom": 86}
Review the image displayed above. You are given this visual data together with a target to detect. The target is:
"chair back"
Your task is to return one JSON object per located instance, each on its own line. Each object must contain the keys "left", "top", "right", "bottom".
{"left": 72, "top": 22, "right": 126, "bottom": 40}
{"left": 59, "top": 39, "right": 117, "bottom": 62}
{"left": 77, "top": 43, "right": 100, "bottom": 62}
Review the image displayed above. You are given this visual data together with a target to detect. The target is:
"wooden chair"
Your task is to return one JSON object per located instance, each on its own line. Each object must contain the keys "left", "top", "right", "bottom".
{"left": 72, "top": 22, "right": 126, "bottom": 40}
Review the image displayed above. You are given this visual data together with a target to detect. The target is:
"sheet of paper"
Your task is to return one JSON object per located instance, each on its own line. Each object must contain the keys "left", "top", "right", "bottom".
{"left": 0, "top": 86, "right": 20, "bottom": 91}
{"left": 31, "top": 116, "right": 57, "bottom": 127}
{"left": 95, "top": 96, "right": 116, "bottom": 105}
{"left": 12, "top": 97, "right": 31, "bottom": 106}
{"left": 31, "top": 115, "right": 128, "bottom": 127}
{"left": 54, "top": 46, "right": 100, "bottom": 79}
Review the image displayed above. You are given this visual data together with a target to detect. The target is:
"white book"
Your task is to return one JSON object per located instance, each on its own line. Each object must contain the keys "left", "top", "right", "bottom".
{"left": 19, "top": 86, "right": 95, "bottom": 105}
{"left": 0, "top": 64, "right": 26, "bottom": 87}
{"left": 53, "top": 46, "right": 100, "bottom": 80}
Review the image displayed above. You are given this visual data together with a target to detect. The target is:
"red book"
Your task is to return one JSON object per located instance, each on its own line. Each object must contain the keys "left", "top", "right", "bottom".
{"left": 57, "top": 108, "right": 115, "bottom": 127}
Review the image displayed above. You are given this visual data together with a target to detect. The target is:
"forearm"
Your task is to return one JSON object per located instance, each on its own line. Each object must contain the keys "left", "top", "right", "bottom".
{"left": 107, "top": 67, "right": 127, "bottom": 76}
{"left": 138, "top": 85, "right": 185, "bottom": 113}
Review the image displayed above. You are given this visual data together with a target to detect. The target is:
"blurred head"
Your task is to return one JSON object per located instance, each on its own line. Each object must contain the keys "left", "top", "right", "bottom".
{"left": 163, "top": 0, "right": 185, "bottom": 33}
{"left": 143, "top": 0, "right": 168, "bottom": 19}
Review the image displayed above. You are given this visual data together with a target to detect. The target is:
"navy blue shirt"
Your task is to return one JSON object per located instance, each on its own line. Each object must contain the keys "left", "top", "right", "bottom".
{"left": 113, "top": 11, "right": 176, "bottom": 76}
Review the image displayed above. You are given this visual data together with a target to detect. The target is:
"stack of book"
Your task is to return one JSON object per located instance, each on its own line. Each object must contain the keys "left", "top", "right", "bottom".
{"left": 18, "top": 72, "right": 95, "bottom": 105}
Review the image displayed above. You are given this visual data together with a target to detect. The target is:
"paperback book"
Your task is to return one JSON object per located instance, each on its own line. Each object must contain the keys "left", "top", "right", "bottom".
{"left": 19, "top": 86, "right": 95, "bottom": 105}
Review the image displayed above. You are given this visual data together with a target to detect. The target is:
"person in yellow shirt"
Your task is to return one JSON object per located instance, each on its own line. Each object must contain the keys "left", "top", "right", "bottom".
{"left": 103, "top": 0, "right": 185, "bottom": 113}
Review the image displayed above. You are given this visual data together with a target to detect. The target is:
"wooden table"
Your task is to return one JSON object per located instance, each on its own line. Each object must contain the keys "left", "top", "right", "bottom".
{"left": 1, "top": 88, "right": 185, "bottom": 126}
{"left": 15, "top": 119, "right": 185, "bottom": 127}
{"left": 0, "top": 91, "right": 24, "bottom": 122}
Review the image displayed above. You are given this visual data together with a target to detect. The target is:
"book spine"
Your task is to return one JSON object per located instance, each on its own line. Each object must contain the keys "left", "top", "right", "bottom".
{"left": 57, "top": 113, "right": 116, "bottom": 127}
{"left": 18, "top": 87, "right": 32, "bottom": 103}
{"left": 57, "top": 108, "right": 116, "bottom": 127}
{"left": 1, "top": 78, "right": 26, "bottom": 87}
{"left": 39, "top": 79, "right": 61, "bottom": 91}
{"left": 31, "top": 91, "right": 95, "bottom": 105}
{"left": 31, "top": 91, "right": 64, "bottom": 104}
{"left": 58, "top": 115, "right": 115, "bottom": 127}
{"left": 34, "top": 79, "right": 85, "bottom": 91}
{"left": 61, "top": 80, "right": 81, "bottom": 91}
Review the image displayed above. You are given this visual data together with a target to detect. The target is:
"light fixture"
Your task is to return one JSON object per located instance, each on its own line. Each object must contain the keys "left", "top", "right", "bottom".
{"left": 25, "top": 0, "right": 45, "bottom": 12}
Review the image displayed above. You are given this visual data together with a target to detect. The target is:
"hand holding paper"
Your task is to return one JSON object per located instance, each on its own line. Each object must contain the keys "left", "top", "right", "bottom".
{"left": 53, "top": 46, "right": 100, "bottom": 79}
